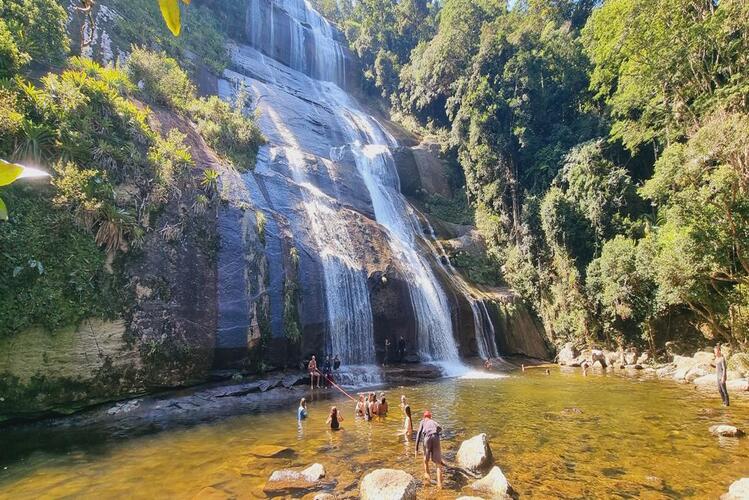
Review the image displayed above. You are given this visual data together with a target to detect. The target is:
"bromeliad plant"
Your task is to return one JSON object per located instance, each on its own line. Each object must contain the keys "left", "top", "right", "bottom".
{"left": 0, "top": 159, "right": 50, "bottom": 221}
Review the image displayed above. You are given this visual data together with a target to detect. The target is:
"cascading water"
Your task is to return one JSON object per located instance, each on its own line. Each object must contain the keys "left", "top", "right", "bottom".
{"left": 419, "top": 214, "right": 501, "bottom": 360}
{"left": 246, "top": 0, "right": 346, "bottom": 84}
{"left": 217, "top": 0, "right": 465, "bottom": 377}
{"left": 283, "top": 147, "right": 375, "bottom": 365}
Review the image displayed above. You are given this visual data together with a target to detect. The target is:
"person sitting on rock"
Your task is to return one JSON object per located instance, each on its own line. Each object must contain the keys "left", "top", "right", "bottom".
{"left": 326, "top": 406, "right": 343, "bottom": 430}
{"left": 308, "top": 356, "right": 320, "bottom": 389}
{"left": 415, "top": 410, "right": 444, "bottom": 489}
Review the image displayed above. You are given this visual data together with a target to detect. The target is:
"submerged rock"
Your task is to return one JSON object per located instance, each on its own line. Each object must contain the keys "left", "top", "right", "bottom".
{"left": 710, "top": 425, "right": 745, "bottom": 438}
{"left": 248, "top": 444, "right": 294, "bottom": 458}
{"left": 470, "top": 466, "right": 516, "bottom": 499}
{"left": 721, "top": 478, "right": 749, "bottom": 500}
{"left": 457, "top": 433, "right": 494, "bottom": 473}
{"left": 359, "top": 469, "right": 417, "bottom": 500}
{"left": 264, "top": 463, "right": 330, "bottom": 495}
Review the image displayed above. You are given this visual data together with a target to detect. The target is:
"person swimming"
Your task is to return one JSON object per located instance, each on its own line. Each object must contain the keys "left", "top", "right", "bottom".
{"left": 326, "top": 406, "right": 343, "bottom": 430}
{"left": 297, "top": 398, "right": 308, "bottom": 420}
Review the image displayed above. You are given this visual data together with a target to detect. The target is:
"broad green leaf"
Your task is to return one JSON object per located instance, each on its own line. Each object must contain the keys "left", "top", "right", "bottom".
{"left": 0, "top": 196, "right": 6, "bottom": 221}
{"left": 159, "top": 0, "right": 182, "bottom": 37}
{"left": 0, "top": 159, "right": 24, "bottom": 187}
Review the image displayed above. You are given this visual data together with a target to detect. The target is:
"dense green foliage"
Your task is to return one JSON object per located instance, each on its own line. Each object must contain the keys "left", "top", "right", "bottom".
{"left": 126, "top": 48, "right": 264, "bottom": 171}
{"left": 107, "top": 0, "right": 229, "bottom": 74}
{"left": 336, "top": 0, "right": 749, "bottom": 350}
{"left": 0, "top": 2, "right": 261, "bottom": 337}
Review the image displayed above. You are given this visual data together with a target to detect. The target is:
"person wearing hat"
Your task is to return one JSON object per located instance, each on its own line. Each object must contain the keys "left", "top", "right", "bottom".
{"left": 415, "top": 410, "right": 444, "bottom": 488}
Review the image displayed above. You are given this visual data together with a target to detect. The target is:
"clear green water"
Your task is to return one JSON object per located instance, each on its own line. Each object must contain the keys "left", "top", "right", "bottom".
{"left": 1, "top": 368, "right": 748, "bottom": 499}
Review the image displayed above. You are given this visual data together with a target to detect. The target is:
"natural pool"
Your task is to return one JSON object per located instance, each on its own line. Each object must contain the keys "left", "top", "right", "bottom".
{"left": 1, "top": 368, "right": 747, "bottom": 499}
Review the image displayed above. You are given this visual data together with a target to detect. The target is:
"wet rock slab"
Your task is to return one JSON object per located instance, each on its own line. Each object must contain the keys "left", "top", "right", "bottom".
{"left": 263, "top": 463, "right": 333, "bottom": 496}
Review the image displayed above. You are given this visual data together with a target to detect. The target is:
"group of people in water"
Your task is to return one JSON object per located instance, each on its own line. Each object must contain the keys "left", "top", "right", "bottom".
{"left": 296, "top": 392, "right": 446, "bottom": 488}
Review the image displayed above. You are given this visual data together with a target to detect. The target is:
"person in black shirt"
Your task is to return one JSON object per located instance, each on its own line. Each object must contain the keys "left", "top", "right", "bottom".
{"left": 333, "top": 354, "right": 341, "bottom": 371}
{"left": 398, "top": 336, "right": 406, "bottom": 362}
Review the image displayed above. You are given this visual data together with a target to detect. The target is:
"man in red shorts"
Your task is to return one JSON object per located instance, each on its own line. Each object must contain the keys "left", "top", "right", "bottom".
{"left": 415, "top": 410, "right": 444, "bottom": 488}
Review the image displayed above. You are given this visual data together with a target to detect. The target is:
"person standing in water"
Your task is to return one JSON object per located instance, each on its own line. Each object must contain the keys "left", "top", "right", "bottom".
{"left": 326, "top": 406, "right": 343, "bottom": 430}
{"left": 400, "top": 404, "right": 414, "bottom": 440}
{"left": 297, "top": 398, "right": 308, "bottom": 420}
{"left": 415, "top": 410, "right": 444, "bottom": 489}
{"left": 308, "top": 356, "right": 320, "bottom": 389}
{"left": 715, "top": 345, "right": 730, "bottom": 406}
{"left": 355, "top": 395, "right": 366, "bottom": 417}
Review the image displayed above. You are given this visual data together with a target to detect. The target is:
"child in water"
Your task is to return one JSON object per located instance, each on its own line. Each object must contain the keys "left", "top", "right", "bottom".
{"left": 326, "top": 406, "right": 343, "bottom": 430}
{"left": 379, "top": 394, "right": 388, "bottom": 416}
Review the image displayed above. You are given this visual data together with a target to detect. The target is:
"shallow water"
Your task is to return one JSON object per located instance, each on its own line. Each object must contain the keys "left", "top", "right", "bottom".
{"left": 1, "top": 368, "right": 748, "bottom": 499}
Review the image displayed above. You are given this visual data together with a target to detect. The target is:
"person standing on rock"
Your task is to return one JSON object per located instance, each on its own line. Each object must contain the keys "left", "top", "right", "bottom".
{"left": 715, "top": 345, "right": 730, "bottom": 406}
{"left": 415, "top": 410, "right": 444, "bottom": 489}
{"left": 333, "top": 354, "right": 341, "bottom": 371}
{"left": 308, "top": 356, "right": 320, "bottom": 389}
{"left": 384, "top": 338, "right": 391, "bottom": 366}
{"left": 398, "top": 336, "right": 406, "bottom": 362}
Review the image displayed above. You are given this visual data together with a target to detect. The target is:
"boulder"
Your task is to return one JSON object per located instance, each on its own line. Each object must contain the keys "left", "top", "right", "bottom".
{"left": 457, "top": 434, "right": 494, "bottom": 473}
{"left": 457, "top": 497, "right": 486, "bottom": 500}
{"left": 264, "top": 464, "right": 329, "bottom": 496}
{"left": 248, "top": 445, "right": 294, "bottom": 458}
{"left": 311, "top": 494, "right": 336, "bottom": 500}
{"left": 693, "top": 374, "right": 715, "bottom": 387}
{"left": 470, "top": 466, "right": 516, "bottom": 499}
{"left": 710, "top": 425, "right": 745, "bottom": 438}
{"left": 694, "top": 351, "right": 716, "bottom": 364}
{"left": 727, "top": 379, "right": 749, "bottom": 392}
{"left": 359, "top": 469, "right": 417, "bottom": 500}
{"left": 624, "top": 349, "right": 638, "bottom": 365}
{"left": 721, "top": 478, "right": 749, "bottom": 500}
{"left": 637, "top": 352, "right": 650, "bottom": 365}
{"left": 557, "top": 343, "right": 578, "bottom": 366}
{"left": 728, "top": 353, "right": 749, "bottom": 377}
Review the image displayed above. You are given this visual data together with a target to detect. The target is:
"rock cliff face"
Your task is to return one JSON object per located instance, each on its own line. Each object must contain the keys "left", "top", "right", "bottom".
{"left": 0, "top": 0, "right": 550, "bottom": 421}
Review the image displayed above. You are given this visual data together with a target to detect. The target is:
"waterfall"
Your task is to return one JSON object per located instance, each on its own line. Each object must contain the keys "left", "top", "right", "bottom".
{"left": 420, "top": 213, "right": 501, "bottom": 359}
{"left": 245, "top": 0, "right": 346, "bottom": 85}
{"left": 219, "top": 0, "right": 464, "bottom": 374}
{"left": 283, "top": 147, "right": 376, "bottom": 365}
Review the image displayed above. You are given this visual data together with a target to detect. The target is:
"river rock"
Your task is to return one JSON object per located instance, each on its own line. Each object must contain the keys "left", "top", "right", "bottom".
{"left": 359, "top": 469, "right": 417, "bottom": 500}
{"left": 457, "top": 433, "right": 494, "bottom": 473}
{"left": 721, "top": 478, "right": 749, "bottom": 500}
{"left": 470, "top": 466, "right": 515, "bottom": 499}
{"left": 624, "top": 349, "right": 638, "bottom": 365}
{"left": 457, "top": 497, "right": 486, "bottom": 500}
{"left": 193, "top": 486, "right": 230, "bottom": 499}
{"left": 709, "top": 425, "right": 745, "bottom": 438}
{"left": 637, "top": 352, "right": 650, "bottom": 364}
{"left": 558, "top": 343, "right": 578, "bottom": 366}
{"left": 264, "top": 463, "right": 329, "bottom": 495}
{"left": 728, "top": 378, "right": 749, "bottom": 391}
{"left": 248, "top": 444, "right": 294, "bottom": 458}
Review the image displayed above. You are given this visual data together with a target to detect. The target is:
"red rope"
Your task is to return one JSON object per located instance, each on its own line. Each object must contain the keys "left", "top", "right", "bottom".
{"left": 312, "top": 368, "right": 357, "bottom": 402}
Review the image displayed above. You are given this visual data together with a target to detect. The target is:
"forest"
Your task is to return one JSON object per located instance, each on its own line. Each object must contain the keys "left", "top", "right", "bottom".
{"left": 315, "top": 0, "right": 749, "bottom": 351}
{"left": 1, "top": 0, "right": 748, "bottom": 355}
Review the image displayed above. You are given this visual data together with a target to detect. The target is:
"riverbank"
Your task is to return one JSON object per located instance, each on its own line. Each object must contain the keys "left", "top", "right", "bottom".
{"left": 556, "top": 344, "right": 749, "bottom": 399}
